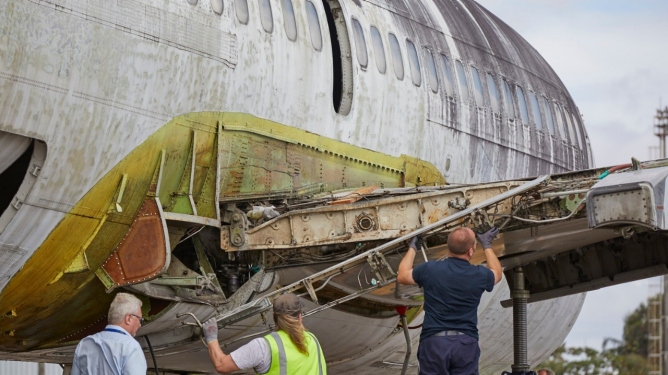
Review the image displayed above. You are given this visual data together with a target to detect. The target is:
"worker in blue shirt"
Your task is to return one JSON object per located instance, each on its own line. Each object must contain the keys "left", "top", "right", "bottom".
{"left": 71, "top": 293, "right": 147, "bottom": 375}
{"left": 397, "top": 226, "right": 503, "bottom": 375}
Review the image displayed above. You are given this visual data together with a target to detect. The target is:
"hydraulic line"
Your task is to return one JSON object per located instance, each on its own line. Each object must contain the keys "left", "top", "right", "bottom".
{"left": 145, "top": 335, "right": 159, "bottom": 375}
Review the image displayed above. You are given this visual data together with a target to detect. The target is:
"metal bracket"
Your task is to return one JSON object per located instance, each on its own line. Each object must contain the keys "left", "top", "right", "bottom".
{"left": 10, "top": 197, "right": 22, "bottom": 210}
{"left": 29, "top": 164, "right": 41, "bottom": 177}
{"left": 177, "top": 312, "right": 207, "bottom": 347}
{"left": 150, "top": 274, "right": 221, "bottom": 295}
{"left": 448, "top": 196, "right": 470, "bottom": 210}
{"left": 303, "top": 280, "right": 319, "bottom": 304}
{"left": 367, "top": 252, "right": 395, "bottom": 283}
{"left": 194, "top": 236, "right": 226, "bottom": 298}
{"left": 229, "top": 208, "right": 248, "bottom": 247}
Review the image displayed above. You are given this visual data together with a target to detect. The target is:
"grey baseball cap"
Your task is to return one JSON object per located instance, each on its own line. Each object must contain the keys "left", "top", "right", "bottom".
{"left": 273, "top": 293, "right": 303, "bottom": 317}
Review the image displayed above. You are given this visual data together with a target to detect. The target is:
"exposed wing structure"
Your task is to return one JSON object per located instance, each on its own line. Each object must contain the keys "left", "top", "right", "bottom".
{"left": 0, "top": 0, "right": 633, "bottom": 373}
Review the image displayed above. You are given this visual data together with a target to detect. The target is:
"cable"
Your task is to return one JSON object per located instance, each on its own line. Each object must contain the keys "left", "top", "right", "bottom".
{"left": 177, "top": 226, "right": 205, "bottom": 245}
{"left": 497, "top": 198, "right": 586, "bottom": 224}
{"left": 145, "top": 335, "right": 159, "bottom": 375}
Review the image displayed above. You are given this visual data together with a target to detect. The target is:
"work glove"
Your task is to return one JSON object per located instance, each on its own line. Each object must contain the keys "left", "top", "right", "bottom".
{"left": 409, "top": 235, "right": 424, "bottom": 251}
{"left": 202, "top": 317, "right": 219, "bottom": 344}
{"left": 476, "top": 226, "right": 499, "bottom": 249}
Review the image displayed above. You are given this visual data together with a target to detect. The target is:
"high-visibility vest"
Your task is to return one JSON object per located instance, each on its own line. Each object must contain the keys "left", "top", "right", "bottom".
{"left": 262, "top": 330, "right": 326, "bottom": 375}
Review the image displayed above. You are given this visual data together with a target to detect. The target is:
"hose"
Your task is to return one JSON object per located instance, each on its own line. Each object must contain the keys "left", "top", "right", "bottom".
{"left": 145, "top": 335, "right": 159, "bottom": 375}
{"left": 597, "top": 163, "right": 632, "bottom": 179}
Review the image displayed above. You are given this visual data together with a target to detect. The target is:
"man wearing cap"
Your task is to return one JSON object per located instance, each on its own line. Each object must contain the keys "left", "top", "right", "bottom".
{"left": 202, "top": 293, "right": 327, "bottom": 374}
{"left": 397, "top": 226, "right": 503, "bottom": 375}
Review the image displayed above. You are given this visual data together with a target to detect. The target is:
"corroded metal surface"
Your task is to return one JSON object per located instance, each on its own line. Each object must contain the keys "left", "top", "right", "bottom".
{"left": 218, "top": 113, "right": 446, "bottom": 201}
{"left": 100, "top": 199, "right": 168, "bottom": 288}
{"left": 0, "top": 0, "right": 602, "bottom": 373}
{"left": 228, "top": 181, "right": 521, "bottom": 251}
{"left": 0, "top": 114, "right": 221, "bottom": 350}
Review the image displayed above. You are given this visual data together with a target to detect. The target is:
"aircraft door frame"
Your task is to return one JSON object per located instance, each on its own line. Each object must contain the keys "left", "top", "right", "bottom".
{"left": 321, "top": 0, "right": 354, "bottom": 116}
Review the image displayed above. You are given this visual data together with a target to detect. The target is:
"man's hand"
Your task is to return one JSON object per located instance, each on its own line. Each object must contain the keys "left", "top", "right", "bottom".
{"left": 476, "top": 226, "right": 499, "bottom": 249}
{"left": 409, "top": 235, "right": 423, "bottom": 251}
{"left": 202, "top": 318, "right": 219, "bottom": 344}
{"left": 398, "top": 236, "right": 421, "bottom": 286}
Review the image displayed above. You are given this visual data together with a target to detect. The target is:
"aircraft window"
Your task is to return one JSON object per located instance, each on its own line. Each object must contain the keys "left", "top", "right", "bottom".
{"left": 305, "top": 1, "right": 322, "bottom": 51}
{"left": 486, "top": 73, "right": 500, "bottom": 113}
{"left": 563, "top": 107, "right": 577, "bottom": 145}
{"left": 388, "top": 33, "right": 404, "bottom": 80}
{"left": 260, "top": 0, "right": 273, "bottom": 33}
{"left": 543, "top": 98, "right": 555, "bottom": 134}
{"left": 528, "top": 92, "right": 543, "bottom": 131}
{"left": 235, "top": 0, "right": 249, "bottom": 24}
{"left": 281, "top": 0, "right": 297, "bottom": 41}
{"left": 211, "top": 0, "right": 223, "bottom": 15}
{"left": 370, "top": 26, "right": 386, "bottom": 74}
{"left": 440, "top": 55, "right": 454, "bottom": 96}
{"left": 406, "top": 39, "right": 421, "bottom": 87}
{"left": 553, "top": 103, "right": 568, "bottom": 140}
{"left": 455, "top": 60, "right": 469, "bottom": 102}
{"left": 352, "top": 19, "right": 368, "bottom": 68}
{"left": 502, "top": 79, "right": 515, "bottom": 118}
{"left": 424, "top": 49, "right": 438, "bottom": 93}
{"left": 571, "top": 111, "right": 585, "bottom": 148}
{"left": 516, "top": 86, "right": 530, "bottom": 124}
{"left": 470, "top": 66, "right": 484, "bottom": 105}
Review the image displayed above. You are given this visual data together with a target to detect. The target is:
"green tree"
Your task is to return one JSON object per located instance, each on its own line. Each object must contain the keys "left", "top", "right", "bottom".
{"left": 539, "top": 344, "right": 613, "bottom": 375}
{"left": 621, "top": 300, "right": 648, "bottom": 356}
{"left": 537, "top": 297, "right": 650, "bottom": 374}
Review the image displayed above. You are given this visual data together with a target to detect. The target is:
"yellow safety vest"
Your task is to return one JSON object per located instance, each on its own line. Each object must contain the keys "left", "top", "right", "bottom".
{"left": 262, "top": 330, "right": 326, "bottom": 375}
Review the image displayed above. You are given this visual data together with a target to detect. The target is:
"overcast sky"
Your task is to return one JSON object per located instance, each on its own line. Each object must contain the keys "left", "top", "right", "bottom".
{"left": 476, "top": 0, "right": 668, "bottom": 351}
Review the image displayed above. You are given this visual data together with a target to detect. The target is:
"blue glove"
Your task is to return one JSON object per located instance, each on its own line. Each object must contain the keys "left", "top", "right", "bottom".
{"left": 202, "top": 317, "right": 219, "bottom": 344}
{"left": 476, "top": 226, "right": 499, "bottom": 249}
{"left": 409, "top": 235, "right": 424, "bottom": 251}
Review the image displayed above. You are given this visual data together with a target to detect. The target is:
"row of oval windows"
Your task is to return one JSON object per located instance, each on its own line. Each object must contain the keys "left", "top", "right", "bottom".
{"left": 348, "top": 23, "right": 588, "bottom": 150}
{"left": 184, "top": 0, "right": 312, "bottom": 43}
{"left": 190, "top": 0, "right": 587, "bottom": 149}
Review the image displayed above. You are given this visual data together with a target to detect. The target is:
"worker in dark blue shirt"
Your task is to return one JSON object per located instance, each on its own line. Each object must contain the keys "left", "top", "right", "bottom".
{"left": 397, "top": 226, "right": 502, "bottom": 375}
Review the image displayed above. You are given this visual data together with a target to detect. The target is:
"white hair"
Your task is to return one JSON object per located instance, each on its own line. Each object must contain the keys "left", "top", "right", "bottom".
{"left": 107, "top": 293, "right": 142, "bottom": 325}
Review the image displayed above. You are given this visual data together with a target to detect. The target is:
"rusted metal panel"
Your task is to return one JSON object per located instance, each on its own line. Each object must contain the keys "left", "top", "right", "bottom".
{"left": 100, "top": 199, "right": 168, "bottom": 287}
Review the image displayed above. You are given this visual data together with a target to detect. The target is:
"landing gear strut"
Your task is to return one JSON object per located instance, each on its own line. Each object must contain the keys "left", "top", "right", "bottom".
{"left": 502, "top": 267, "right": 536, "bottom": 375}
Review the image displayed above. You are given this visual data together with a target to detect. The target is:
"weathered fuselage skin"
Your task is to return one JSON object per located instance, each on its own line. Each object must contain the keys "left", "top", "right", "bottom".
{"left": 0, "top": 0, "right": 590, "bottom": 373}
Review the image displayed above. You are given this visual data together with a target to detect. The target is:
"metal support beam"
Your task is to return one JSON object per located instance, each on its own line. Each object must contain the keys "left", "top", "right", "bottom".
{"left": 502, "top": 267, "right": 535, "bottom": 375}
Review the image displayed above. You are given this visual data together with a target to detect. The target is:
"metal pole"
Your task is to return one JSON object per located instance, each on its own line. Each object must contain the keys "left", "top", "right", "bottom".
{"left": 399, "top": 314, "right": 412, "bottom": 375}
{"left": 657, "top": 107, "right": 668, "bottom": 375}
{"left": 663, "top": 275, "right": 668, "bottom": 375}
{"left": 511, "top": 267, "right": 530, "bottom": 373}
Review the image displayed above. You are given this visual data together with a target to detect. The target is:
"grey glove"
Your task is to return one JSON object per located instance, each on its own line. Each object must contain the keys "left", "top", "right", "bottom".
{"left": 202, "top": 317, "right": 219, "bottom": 344}
{"left": 409, "top": 235, "right": 424, "bottom": 250}
{"left": 476, "top": 226, "right": 499, "bottom": 249}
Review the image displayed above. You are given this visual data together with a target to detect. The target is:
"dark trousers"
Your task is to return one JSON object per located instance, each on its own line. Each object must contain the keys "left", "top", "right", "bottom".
{"left": 417, "top": 334, "right": 480, "bottom": 375}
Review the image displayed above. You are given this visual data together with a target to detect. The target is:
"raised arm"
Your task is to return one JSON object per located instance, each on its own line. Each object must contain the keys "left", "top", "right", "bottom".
{"left": 397, "top": 236, "right": 422, "bottom": 285}
{"left": 476, "top": 227, "right": 503, "bottom": 284}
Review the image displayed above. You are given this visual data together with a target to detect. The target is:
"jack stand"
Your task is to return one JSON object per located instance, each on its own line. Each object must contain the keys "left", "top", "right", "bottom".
{"left": 396, "top": 306, "right": 412, "bottom": 375}
{"left": 502, "top": 267, "right": 536, "bottom": 375}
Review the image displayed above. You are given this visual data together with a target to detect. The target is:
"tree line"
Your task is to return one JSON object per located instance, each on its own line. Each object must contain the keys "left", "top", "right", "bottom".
{"left": 537, "top": 296, "right": 653, "bottom": 374}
